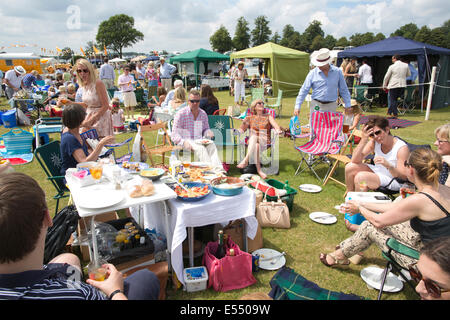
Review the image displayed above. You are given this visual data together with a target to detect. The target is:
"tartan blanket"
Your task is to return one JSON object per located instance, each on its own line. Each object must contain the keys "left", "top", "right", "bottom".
{"left": 359, "top": 115, "right": 421, "bottom": 129}
{"left": 269, "top": 267, "right": 368, "bottom": 300}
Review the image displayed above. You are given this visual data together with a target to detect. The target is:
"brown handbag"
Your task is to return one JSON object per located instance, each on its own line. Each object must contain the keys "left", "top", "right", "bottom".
{"left": 256, "top": 187, "right": 290, "bottom": 229}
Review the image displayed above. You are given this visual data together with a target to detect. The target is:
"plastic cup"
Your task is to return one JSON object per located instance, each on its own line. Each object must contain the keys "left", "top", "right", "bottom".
{"left": 88, "top": 262, "right": 108, "bottom": 281}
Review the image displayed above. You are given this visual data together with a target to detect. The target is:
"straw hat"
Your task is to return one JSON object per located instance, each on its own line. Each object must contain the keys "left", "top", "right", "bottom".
{"left": 311, "top": 48, "right": 332, "bottom": 67}
{"left": 237, "top": 61, "right": 245, "bottom": 67}
{"left": 14, "top": 66, "right": 26, "bottom": 75}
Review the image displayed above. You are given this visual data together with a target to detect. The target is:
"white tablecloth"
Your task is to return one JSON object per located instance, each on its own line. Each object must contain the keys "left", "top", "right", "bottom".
{"left": 130, "top": 186, "right": 257, "bottom": 285}
{"left": 201, "top": 78, "right": 229, "bottom": 88}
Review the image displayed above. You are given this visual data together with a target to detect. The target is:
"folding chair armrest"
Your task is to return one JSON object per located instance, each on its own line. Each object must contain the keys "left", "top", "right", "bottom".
{"left": 385, "top": 238, "right": 420, "bottom": 260}
{"left": 48, "top": 175, "right": 65, "bottom": 181}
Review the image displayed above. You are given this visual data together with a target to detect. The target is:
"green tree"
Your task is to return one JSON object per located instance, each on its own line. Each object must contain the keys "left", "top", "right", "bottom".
{"left": 442, "top": 19, "right": 450, "bottom": 48}
{"left": 210, "top": 25, "right": 233, "bottom": 53}
{"left": 271, "top": 32, "right": 281, "bottom": 44}
{"left": 349, "top": 32, "right": 374, "bottom": 47}
{"left": 374, "top": 32, "right": 386, "bottom": 42}
{"left": 60, "top": 47, "right": 74, "bottom": 61}
{"left": 414, "top": 25, "right": 432, "bottom": 44}
{"left": 233, "top": 17, "right": 251, "bottom": 50}
{"left": 391, "top": 23, "right": 419, "bottom": 40}
{"left": 429, "top": 27, "right": 447, "bottom": 48}
{"left": 96, "top": 14, "right": 144, "bottom": 58}
{"left": 302, "top": 20, "right": 324, "bottom": 52}
{"left": 310, "top": 35, "right": 326, "bottom": 51}
{"left": 280, "top": 24, "right": 296, "bottom": 48}
{"left": 323, "top": 35, "right": 337, "bottom": 49}
{"left": 335, "top": 36, "right": 349, "bottom": 47}
{"left": 251, "top": 16, "right": 272, "bottom": 46}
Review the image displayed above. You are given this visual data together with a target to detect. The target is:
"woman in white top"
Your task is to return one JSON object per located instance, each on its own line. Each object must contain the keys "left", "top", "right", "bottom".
{"left": 233, "top": 61, "right": 248, "bottom": 106}
{"left": 345, "top": 116, "right": 410, "bottom": 192}
{"left": 168, "top": 86, "right": 187, "bottom": 115}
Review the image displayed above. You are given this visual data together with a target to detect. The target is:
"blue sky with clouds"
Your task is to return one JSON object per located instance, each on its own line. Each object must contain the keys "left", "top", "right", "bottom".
{"left": 1, "top": 0, "right": 448, "bottom": 55}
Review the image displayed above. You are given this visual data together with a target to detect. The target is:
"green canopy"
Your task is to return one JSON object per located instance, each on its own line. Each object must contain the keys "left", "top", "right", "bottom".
{"left": 230, "top": 42, "right": 310, "bottom": 97}
{"left": 169, "top": 48, "right": 229, "bottom": 87}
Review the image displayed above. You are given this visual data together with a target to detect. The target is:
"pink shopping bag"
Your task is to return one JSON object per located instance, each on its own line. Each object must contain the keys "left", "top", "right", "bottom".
{"left": 202, "top": 236, "right": 256, "bottom": 292}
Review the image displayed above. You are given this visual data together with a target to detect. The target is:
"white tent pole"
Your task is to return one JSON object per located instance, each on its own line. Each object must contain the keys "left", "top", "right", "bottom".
{"left": 425, "top": 66, "right": 437, "bottom": 121}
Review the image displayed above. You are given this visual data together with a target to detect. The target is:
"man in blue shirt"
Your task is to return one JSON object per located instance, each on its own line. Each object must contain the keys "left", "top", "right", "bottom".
{"left": 405, "top": 60, "right": 418, "bottom": 85}
{"left": 294, "top": 48, "right": 352, "bottom": 117}
{"left": 159, "top": 57, "right": 177, "bottom": 91}
{"left": 99, "top": 58, "right": 116, "bottom": 90}
{"left": 22, "top": 70, "right": 39, "bottom": 91}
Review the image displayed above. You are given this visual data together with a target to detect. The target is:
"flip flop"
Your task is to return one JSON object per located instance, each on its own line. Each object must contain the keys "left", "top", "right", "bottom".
{"left": 319, "top": 252, "right": 350, "bottom": 267}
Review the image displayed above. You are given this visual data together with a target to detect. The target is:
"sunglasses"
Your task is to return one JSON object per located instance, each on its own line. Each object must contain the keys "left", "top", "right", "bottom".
{"left": 256, "top": 102, "right": 264, "bottom": 105}
{"left": 369, "top": 129, "right": 383, "bottom": 138}
{"left": 409, "top": 265, "right": 449, "bottom": 298}
{"left": 404, "top": 160, "right": 411, "bottom": 168}
{"left": 77, "top": 69, "right": 89, "bottom": 74}
{"left": 436, "top": 139, "right": 449, "bottom": 145}
{"left": 189, "top": 99, "right": 200, "bottom": 103}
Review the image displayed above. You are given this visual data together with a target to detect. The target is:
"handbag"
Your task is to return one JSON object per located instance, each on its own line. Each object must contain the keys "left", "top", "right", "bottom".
{"left": 256, "top": 187, "right": 290, "bottom": 229}
{"left": 202, "top": 236, "right": 256, "bottom": 292}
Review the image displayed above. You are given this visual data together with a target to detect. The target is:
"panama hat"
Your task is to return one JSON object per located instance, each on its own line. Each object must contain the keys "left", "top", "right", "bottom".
{"left": 14, "top": 66, "right": 26, "bottom": 75}
{"left": 311, "top": 48, "right": 332, "bottom": 67}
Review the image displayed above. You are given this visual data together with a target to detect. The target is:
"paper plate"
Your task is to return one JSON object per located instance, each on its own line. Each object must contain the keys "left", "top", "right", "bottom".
{"left": 190, "top": 162, "right": 209, "bottom": 168}
{"left": 360, "top": 266, "right": 404, "bottom": 293}
{"left": 253, "top": 248, "right": 286, "bottom": 271}
{"left": 77, "top": 189, "right": 125, "bottom": 209}
{"left": 121, "top": 162, "right": 149, "bottom": 174}
{"left": 194, "top": 139, "right": 213, "bottom": 145}
{"left": 309, "top": 212, "right": 337, "bottom": 225}
{"left": 299, "top": 184, "right": 322, "bottom": 193}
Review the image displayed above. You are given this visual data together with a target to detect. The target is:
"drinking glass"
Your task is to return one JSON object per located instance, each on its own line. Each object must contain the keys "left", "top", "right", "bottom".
{"left": 400, "top": 182, "right": 415, "bottom": 198}
{"left": 87, "top": 260, "right": 108, "bottom": 281}
{"left": 89, "top": 163, "right": 103, "bottom": 184}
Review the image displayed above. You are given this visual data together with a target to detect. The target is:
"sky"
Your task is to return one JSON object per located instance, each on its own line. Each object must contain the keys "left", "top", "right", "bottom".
{"left": 0, "top": 0, "right": 449, "bottom": 56}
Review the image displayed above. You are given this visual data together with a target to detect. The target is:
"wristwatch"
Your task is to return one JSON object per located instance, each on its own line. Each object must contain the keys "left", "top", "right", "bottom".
{"left": 109, "top": 289, "right": 123, "bottom": 300}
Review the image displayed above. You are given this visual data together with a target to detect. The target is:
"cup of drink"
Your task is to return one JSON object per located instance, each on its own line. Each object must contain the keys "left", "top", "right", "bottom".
{"left": 343, "top": 124, "right": 350, "bottom": 134}
{"left": 182, "top": 161, "right": 190, "bottom": 169}
{"left": 400, "top": 182, "right": 415, "bottom": 198}
{"left": 359, "top": 181, "right": 368, "bottom": 192}
{"left": 89, "top": 163, "right": 103, "bottom": 183}
{"left": 88, "top": 261, "right": 108, "bottom": 281}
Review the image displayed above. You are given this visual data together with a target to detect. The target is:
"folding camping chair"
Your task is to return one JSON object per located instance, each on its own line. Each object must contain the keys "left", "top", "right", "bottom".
{"left": 294, "top": 111, "right": 345, "bottom": 181}
{"left": 354, "top": 85, "right": 374, "bottom": 112}
{"left": 80, "top": 129, "right": 133, "bottom": 164}
{"left": 265, "top": 89, "right": 283, "bottom": 117}
{"left": 397, "top": 86, "right": 417, "bottom": 115}
{"left": 34, "top": 140, "right": 70, "bottom": 215}
{"left": 378, "top": 238, "right": 420, "bottom": 300}
{"left": 154, "top": 112, "right": 174, "bottom": 146}
{"left": 244, "top": 87, "right": 265, "bottom": 107}
{"left": 208, "top": 115, "right": 240, "bottom": 164}
{"left": 138, "top": 122, "right": 178, "bottom": 166}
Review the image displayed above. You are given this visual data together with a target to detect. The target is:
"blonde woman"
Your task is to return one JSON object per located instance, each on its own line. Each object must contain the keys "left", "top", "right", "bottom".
{"left": 168, "top": 86, "right": 187, "bottom": 115}
{"left": 435, "top": 123, "right": 450, "bottom": 186}
{"left": 320, "top": 148, "right": 450, "bottom": 269}
{"left": 74, "top": 59, "right": 113, "bottom": 139}
{"left": 236, "top": 99, "right": 283, "bottom": 179}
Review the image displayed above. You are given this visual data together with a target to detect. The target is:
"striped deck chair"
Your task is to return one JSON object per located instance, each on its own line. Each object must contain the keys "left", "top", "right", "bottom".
{"left": 294, "top": 111, "right": 344, "bottom": 181}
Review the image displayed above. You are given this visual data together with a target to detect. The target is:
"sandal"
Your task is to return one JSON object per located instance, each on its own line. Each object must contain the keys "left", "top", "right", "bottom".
{"left": 335, "top": 245, "right": 364, "bottom": 264}
{"left": 319, "top": 252, "right": 350, "bottom": 267}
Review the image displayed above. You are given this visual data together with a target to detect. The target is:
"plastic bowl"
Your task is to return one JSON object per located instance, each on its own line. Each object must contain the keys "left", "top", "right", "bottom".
{"left": 76, "top": 161, "right": 97, "bottom": 171}
{"left": 174, "top": 182, "right": 211, "bottom": 202}
{"left": 210, "top": 177, "right": 244, "bottom": 196}
{"left": 140, "top": 168, "right": 165, "bottom": 181}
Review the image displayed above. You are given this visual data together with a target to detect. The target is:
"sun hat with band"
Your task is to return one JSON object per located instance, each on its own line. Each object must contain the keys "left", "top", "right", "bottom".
{"left": 311, "top": 48, "right": 332, "bottom": 67}
{"left": 14, "top": 66, "right": 26, "bottom": 75}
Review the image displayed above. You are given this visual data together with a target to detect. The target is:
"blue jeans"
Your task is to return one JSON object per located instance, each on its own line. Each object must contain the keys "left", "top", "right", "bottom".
{"left": 123, "top": 269, "right": 160, "bottom": 300}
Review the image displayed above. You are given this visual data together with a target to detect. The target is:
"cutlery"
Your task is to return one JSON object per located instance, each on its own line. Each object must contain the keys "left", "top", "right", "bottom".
{"left": 260, "top": 252, "right": 286, "bottom": 263}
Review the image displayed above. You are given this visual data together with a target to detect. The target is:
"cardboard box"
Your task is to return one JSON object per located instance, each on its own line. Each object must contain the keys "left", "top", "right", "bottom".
{"left": 115, "top": 253, "right": 155, "bottom": 273}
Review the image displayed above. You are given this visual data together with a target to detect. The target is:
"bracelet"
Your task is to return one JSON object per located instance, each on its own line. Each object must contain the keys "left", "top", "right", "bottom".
{"left": 109, "top": 289, "right": 123, "bottom": 300}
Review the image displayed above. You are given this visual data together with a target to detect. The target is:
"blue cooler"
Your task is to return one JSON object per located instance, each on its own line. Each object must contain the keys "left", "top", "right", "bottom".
{"left": 345, "top": 212, "right": 366, "bottom": 225}
{"left": 344, "top": 192, "right": 392, "bottom": 225}
{"left": 1, "top": 110, "right": 17, "bottom": 128}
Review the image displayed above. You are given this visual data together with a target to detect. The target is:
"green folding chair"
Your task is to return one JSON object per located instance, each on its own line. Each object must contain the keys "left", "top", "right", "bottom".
{"left": 354, "top": 85, "right": 373, "bottom": 112}
{"left": 378, "top": 238, "right": 421, "bottom": 300}
{"left": 398, "top": 86, "right": 417, "bottom": 115}
{"left": 266, "top": 89, "right": 283, "bottom": 117}
{"left": 34, "top": 140, "right": 70, "bottom": 215}
{"left": 244, "top": 87, "right": 265, "bottom": 107}
{"left": 208, "top": 115, "right": 240, "bottom": 164}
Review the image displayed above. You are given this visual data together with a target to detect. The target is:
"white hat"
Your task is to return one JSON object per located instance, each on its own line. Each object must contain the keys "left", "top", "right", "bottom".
{"left": 14, "top": 65, "right": 26, "bottom": 75}
{"left": 311, "top": 48, "right": 332, "bottom": 67}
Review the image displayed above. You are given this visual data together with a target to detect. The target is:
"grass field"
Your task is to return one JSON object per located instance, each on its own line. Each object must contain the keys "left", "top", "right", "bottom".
{"left": 1, "top": 88, "right": 449, "bottom": 301}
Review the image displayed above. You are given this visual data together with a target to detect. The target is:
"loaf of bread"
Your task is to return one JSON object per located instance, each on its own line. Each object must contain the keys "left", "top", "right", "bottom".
{"left": 141, "top": 179, "right": 155, "bottom": 196}
{"left": 129, "top": 185, "right": 143, "bottom": 198}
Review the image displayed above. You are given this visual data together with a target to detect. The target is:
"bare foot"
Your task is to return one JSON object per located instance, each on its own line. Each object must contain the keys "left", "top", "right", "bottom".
{"left": 345, "top": 220, "right": 359, "bottom": 232}
{"left": 237, "top": 161, "right": 248, "bottom": 169}
{"left": 258, "top": 171, "right": 267, "bottom": 180}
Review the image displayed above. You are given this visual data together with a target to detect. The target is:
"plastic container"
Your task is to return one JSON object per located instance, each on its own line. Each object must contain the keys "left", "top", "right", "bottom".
{"left": 249, "top": 178, "right": 297, "bottom": 211}
{"left": 183, "top": 266, "right": 208, "bottom": 292}
{"left": 1, "top": 110, "right": 17, "bottom": 128}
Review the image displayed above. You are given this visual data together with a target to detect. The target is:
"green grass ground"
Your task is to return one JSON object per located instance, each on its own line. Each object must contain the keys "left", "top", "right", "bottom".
{"left": 1, "top": 89, "right": 448, "bottom": 300}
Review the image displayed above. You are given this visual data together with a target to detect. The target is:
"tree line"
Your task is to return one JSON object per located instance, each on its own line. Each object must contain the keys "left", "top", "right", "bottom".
{"left": 210, "top": 16, "right": 450, "bottom": 53}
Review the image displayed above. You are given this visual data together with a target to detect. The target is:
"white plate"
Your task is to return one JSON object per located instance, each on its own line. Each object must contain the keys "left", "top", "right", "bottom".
{"left": 190, "top": 162, "right": 209, "bottom": 168}
{"left": 360, "top": 266, "right": 404, "bottom": 293}
{"left": 299, "top": 184, "right": 322, "bottom": 193}
{"left": 77, "top": 189, "right": 125, "bottom": 209}
{"left": 309, "top": 212, "right": 337, "bottom": 225}
{"left": 253, "top": 248, "right": 286, "bottom": 271}
{"left": 194, "top": 139, "right": 213, "bottom": 145}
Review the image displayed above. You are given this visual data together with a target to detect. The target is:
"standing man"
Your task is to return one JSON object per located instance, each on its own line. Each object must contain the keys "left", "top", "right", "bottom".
{"left": 159, "top": 57, "right": 176, "bottom": 91}
{"left": 4, "top": 66, "right": 26, "bottom": 99}
{"left": 99, "top": 58, "right": 116, "bottom": 90}
{"left": 294, "top": 48, "right": 352, "bottom": 118}
{"left": 358, "top": 60, "right": 373, "bottom": 98}
{"left": 383, "top": 55, "right": 410, "bottom": 118}
{"left": 171, "top": 89, "right": 223, "bottom": 170}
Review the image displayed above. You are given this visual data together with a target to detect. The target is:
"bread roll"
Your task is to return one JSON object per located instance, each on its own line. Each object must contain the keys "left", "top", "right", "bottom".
{"left": 141, "top": 179, "right": 155, "bottom": 196}
{"left": 130, "top": 185, "right": 143, "bottom": 198}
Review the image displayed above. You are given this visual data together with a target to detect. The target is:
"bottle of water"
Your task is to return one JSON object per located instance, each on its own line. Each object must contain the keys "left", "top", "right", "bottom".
{"left": 169, "top": 151, "right": 177, "bottom": 176}
{"left": 344, "top": 197, "right": 352, "bottom": 223}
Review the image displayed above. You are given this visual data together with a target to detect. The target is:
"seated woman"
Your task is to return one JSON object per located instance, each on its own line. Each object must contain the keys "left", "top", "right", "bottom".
{"left": 236, "top": 99, "right": 283, "bottom": 179}
{"left": 320, "top": 148, "right": 450, "bottom": 269}
{"left": 435, "top": 123, "right": 450, "bottom": 186}
{"left": 199, "top": 84, "right": 219, "bottom": 115}
{"left": 60, "top": 103, "right": 114, "bottom": 176}
{"left": 345, "top": 115, "right": 409, "bottom": 194}
{"left": 148, "top": 87, "right": 167, "bottom": 109}
{"left": 413, "top": 236, "right": 450, "bottom": 300}
{"left": 168, "top": 86, "right": 187, "bottom": 115}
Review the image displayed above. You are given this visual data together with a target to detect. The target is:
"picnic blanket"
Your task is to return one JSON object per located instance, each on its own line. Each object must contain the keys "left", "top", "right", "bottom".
{"left": 269, "top": 267, "right": 368, "bottom": 300}
{"left": 359, "top": 115, "right": 421, "bottom": 129}
{"left": 0, "top": 145, "right": 34, "bottom": 165}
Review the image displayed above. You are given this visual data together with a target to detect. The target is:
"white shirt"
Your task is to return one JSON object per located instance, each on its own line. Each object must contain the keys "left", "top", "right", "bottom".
{"left": 112, "top": 109, "right": 124, "bottom": 127}
{"left": 358, "top": 64, "right": 373, "bottom": 84}
{"left": 5, "top": 70, "right": 23, "bottom": 89}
